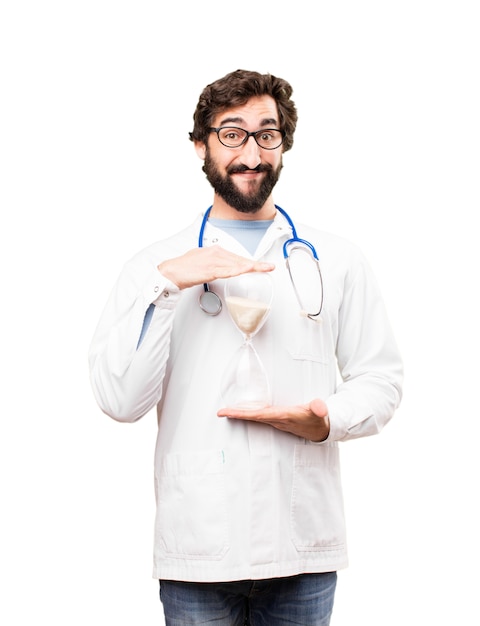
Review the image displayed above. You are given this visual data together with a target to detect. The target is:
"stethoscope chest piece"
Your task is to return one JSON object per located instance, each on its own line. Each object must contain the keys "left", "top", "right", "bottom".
{"left": 199, "top": 288, "right": 222, "bottom": 316}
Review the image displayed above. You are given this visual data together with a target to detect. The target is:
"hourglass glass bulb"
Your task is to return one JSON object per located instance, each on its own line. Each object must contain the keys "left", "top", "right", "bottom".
{"left": 220, "top": 273, "right": 273, "bottom": 408}
{"left": 224, "top": 273, "right": 273, "bottom": 339}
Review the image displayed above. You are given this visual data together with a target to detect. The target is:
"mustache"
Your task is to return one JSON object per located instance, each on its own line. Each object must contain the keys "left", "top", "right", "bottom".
{"left": 226, "top": 163, "right": 273, "bottom": 175}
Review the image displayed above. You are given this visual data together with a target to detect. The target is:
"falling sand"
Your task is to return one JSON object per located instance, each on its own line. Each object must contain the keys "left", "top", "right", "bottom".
{"left": 225, "top": 296, "right": 270, "bottom": 336}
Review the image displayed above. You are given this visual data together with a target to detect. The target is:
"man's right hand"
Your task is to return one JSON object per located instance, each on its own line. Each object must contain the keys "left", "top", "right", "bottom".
{"left": 157, "top": 245, "right": 275, "bottom": 290}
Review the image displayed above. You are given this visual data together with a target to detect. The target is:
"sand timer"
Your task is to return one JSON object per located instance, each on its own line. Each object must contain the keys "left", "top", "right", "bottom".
{"left": 220, "top": 272, "right": 273, "bottom": 409}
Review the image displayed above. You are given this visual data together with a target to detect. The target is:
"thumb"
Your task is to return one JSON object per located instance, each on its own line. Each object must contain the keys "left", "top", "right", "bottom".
{"left": 309, "top": 398, "right": 328, "bottom": 418}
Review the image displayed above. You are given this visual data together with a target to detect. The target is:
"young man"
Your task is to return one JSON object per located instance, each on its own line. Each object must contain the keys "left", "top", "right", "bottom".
{"left": 89, "top": 69, "right": 403, "bottom": 625}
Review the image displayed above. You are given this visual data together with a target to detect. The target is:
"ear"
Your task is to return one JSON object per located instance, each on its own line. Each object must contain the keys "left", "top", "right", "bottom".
{"left": 194, "top": 140, "right": 206, "bottom": 160}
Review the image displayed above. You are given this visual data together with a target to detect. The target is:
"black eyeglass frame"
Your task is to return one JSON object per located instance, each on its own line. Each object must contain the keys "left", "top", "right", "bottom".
{"left": 209, "top": 126, "right": 285, "bottom": 150}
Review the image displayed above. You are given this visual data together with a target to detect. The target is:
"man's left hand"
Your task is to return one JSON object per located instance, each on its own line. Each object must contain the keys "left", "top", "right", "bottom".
{"left": 217, "top": 398, "right": 330, "bottom": 442}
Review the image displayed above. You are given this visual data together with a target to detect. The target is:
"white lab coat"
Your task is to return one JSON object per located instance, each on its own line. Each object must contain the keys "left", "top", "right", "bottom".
{"left": 89, "top": 210, "right": 403, "bottom": 582}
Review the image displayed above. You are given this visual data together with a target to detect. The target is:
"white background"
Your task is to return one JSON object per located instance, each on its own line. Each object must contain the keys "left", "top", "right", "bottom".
{"left": 1, "top": 1, "right": 479, "bottom": 624}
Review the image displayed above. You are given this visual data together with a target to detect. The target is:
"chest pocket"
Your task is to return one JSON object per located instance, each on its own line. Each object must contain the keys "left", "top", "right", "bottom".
{"left": 286, "top": 313, "right": 333, "bottom": 364}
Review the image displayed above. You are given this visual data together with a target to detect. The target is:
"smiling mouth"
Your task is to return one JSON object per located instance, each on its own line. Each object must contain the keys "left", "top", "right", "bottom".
{"left": 227, "top": 164, "right": 272, "bottom": 175}
{"left": 233, "top": 170, "right": 262, "bottom": 178}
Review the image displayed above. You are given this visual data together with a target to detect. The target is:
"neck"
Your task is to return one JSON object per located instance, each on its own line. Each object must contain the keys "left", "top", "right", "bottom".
{"left": 209, "top": 194, "right": 277, "bottom": 221}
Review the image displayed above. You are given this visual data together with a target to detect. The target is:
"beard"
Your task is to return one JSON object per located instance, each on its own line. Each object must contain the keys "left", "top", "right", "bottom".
{"left": 202, "top": 151, "right": 283, "bottom": 214}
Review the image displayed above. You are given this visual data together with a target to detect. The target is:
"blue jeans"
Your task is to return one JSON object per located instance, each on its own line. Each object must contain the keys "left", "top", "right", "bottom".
{"left": 159, "top": 572, "right": 337, "bottom": 625}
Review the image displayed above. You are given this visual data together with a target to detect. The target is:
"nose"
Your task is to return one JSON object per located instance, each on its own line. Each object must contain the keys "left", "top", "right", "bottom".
{"left": 239, "top": 135, "right": 262, "bottom": 169}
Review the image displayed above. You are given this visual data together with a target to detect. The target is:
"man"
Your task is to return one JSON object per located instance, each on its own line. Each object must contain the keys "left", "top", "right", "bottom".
{"left": 89, "top": 69, "right": 403, "bottom": 625}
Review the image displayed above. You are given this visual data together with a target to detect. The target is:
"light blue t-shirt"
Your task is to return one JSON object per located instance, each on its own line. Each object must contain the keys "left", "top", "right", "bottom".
{"left": 208, "top": 217, "right": 273, "bottom": 256}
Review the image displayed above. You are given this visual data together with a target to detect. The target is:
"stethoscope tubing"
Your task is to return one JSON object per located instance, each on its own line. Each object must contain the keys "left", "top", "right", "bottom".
{"left": 275, "top": 206, "right": 319, "bottom": 261}
{"left": 198, "top": 206, "right": 223, "bottom": 315}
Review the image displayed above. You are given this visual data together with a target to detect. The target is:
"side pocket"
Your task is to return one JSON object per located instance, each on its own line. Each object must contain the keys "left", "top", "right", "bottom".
{"left": 155, "top": 449, "right": 229, "bottom": 560}
{"left": 290, "top": 444, "right": 346, "bottom": 551}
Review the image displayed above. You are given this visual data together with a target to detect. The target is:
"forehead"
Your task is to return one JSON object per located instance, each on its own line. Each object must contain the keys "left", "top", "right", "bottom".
{"left": 213, "top": 95, "right": 279, "bottom": 129}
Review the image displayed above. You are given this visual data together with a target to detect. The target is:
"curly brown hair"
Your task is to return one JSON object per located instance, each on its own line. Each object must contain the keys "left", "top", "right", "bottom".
{"left": 189, "top": 69, "right": 298, "bottom": 152}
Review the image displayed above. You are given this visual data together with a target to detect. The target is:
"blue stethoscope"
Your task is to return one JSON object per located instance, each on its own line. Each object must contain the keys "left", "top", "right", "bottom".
{"left": 198, "top": 205, "right": 324, "bottom": 320}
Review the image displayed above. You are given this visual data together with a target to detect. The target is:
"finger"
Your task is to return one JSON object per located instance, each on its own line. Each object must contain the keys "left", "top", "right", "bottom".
{"left": 217, "top": 407, "right": 271, "bottom": 420}
{"left": 250, "top": 261, "right": 275, "bottom": 273}
{"left": 222, "top": 259, "right": 275, "bottom": 279}
{"left": 217, "top": 408, "right": 258, "bottom": 419}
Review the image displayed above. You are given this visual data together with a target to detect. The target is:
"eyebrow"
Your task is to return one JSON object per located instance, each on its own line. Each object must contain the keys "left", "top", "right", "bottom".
{"left": 218, "top": 116, "right": 279, "bottom": 128}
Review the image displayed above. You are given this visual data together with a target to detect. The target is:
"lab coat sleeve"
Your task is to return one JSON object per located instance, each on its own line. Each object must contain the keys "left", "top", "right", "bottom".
{"left": 325, "top": 251, "right": 403, "bottom": 442}
{"left": 88, "top": 257, "right": 181, "bottom": 422}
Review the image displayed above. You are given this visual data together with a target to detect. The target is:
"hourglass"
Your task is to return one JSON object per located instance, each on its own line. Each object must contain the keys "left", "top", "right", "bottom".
{"left": 220, "top": 272, "right": 273, "bottom": 409}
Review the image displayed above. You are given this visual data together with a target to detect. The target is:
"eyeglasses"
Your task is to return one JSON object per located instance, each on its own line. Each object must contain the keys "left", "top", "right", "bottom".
{"left": 210, "top": 127, "right": 285, "bottom": 150}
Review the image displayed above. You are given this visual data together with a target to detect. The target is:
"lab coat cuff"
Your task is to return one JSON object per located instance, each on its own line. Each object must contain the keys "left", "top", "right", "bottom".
{"left": 322, "top": 397, "right": 349, "bottom": 442}
{"left": 149, "top": 270, "right": 181, "bottom": 308}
